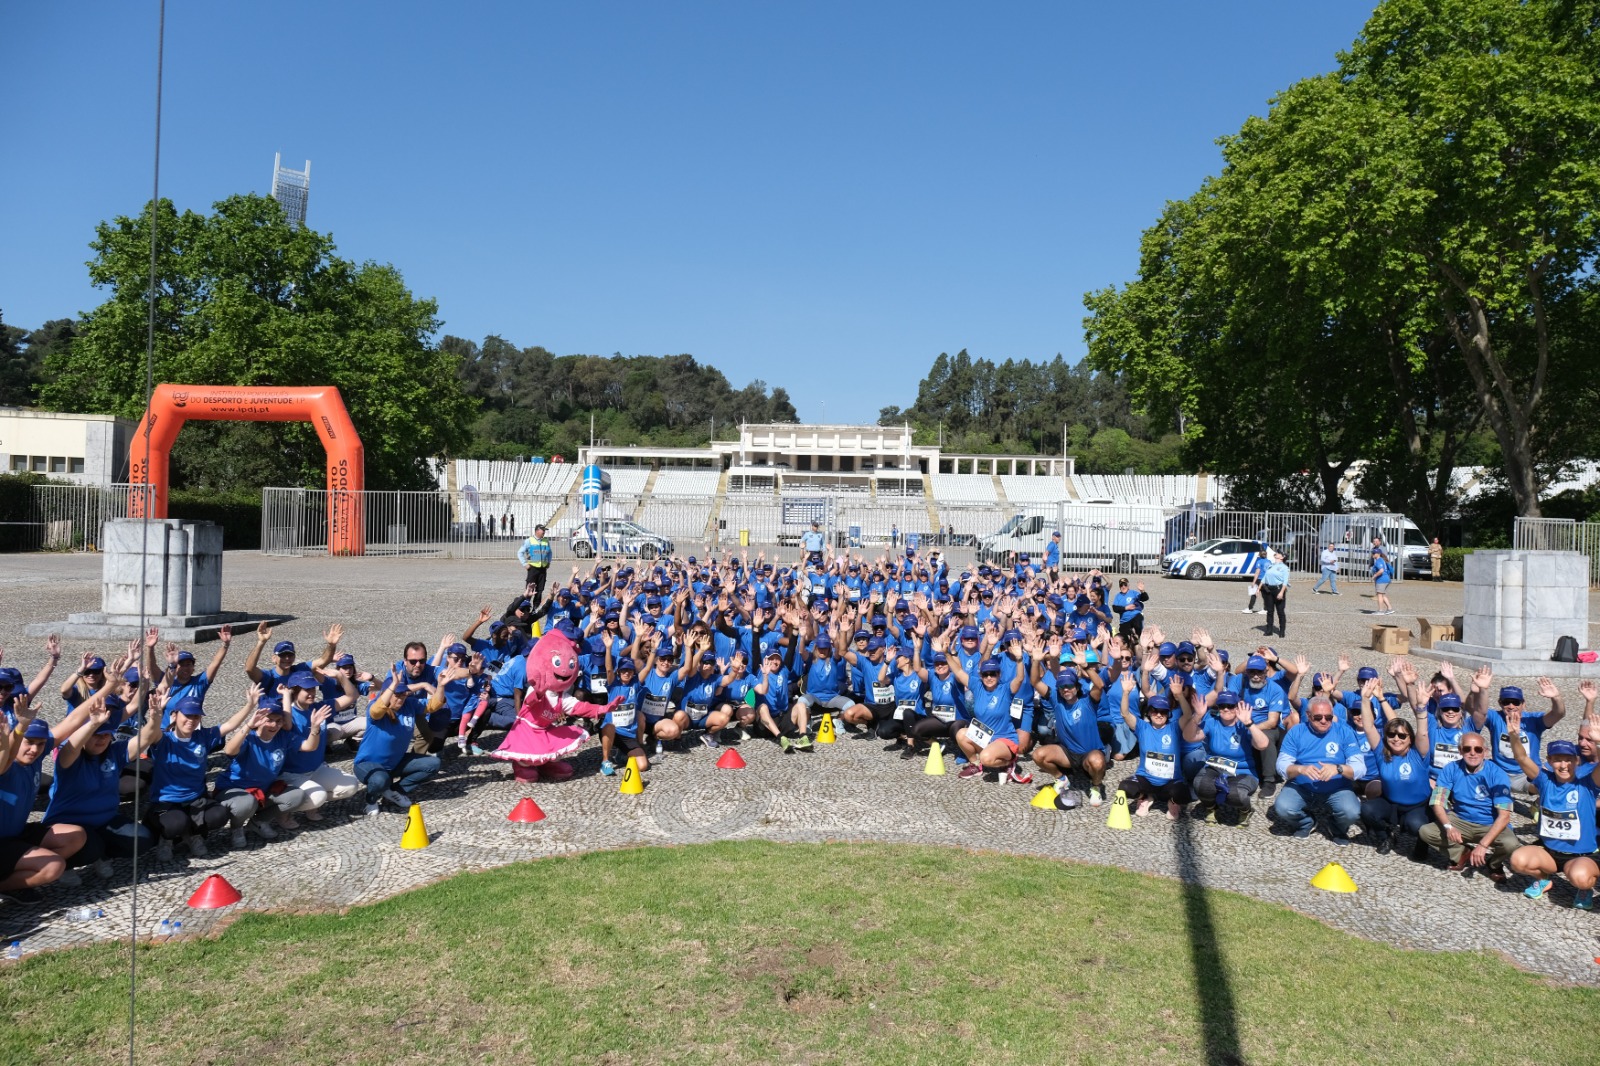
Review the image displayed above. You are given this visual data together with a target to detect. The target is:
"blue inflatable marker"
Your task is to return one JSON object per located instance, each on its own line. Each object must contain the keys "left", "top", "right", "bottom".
{"left": 580, "top": 464, "right": 609, "bottom": 513}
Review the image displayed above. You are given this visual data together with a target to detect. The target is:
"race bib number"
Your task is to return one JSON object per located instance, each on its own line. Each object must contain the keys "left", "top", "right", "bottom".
{"left": 588, "top": 676, "right": 607, "bottom": 695}
{"left": 1497, "top": 731, "right": 1518, "bottom": 762}
{"left": 871, "top": 592, "right": 884, "bottom": 604}
{"left": 872, "top": 684, "right": 894, "bottom": 704}
{"left": 1144, "top": 752, "right": 1175, "bottom": 781}
{"left": 641, "top": 694, "right": 669, "bottom": 719}
{"left": 848, "top": 588, "right": 861, "bottom": 601}
{"left": 1206, "top": 756, "right": 1239, "bottom": 777}
{"left": 685, "top": 702, "right": 710, "bottom": 723}
{"left": 1433, "top": 743, "right": 1460, "bottom": 768}
{"left": 895, "top": 698, "right": 917, "bottom": 721}
{"left": 965, "top": 718, "right": 995, "bottom": 748}
{"left": 1009, "top": 698, "right": 1024, "bottom": 723}
{"left": 930, "top": 704, "right": 957, "bottom": 723}
{"left": 611, "top": 703, "right": 637, "bottom": 730}
{"left": 1540, "top": 808, "right": 1580, "bottom": 843}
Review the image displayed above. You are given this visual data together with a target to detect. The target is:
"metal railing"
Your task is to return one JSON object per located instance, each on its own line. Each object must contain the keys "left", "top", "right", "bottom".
{"left": 1513, "top": 517, "right": 1600, "bottom": 586}
{"left": 3, "top": 484, "right": 155, "bottom": 552}
{"left": 257, "top": 486, "right": 1410, "bottom": 582}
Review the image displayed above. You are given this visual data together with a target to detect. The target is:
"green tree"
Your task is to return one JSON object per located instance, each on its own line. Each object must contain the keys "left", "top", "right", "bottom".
{"left": 40, "top": 195, "right": 474, "bottom": 490}
{"left": 0, "top": 311, "right": 33, "bottom": 406}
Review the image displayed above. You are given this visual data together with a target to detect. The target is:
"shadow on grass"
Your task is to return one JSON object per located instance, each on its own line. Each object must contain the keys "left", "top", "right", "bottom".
{"left": 1173, "top": 810, "right": 1246, "bottom": 1066}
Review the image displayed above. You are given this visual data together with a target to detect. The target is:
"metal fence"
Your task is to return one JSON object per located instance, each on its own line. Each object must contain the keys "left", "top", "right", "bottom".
{"left": 1513, "top": 516, "right": 1600, "bottom": 586}
{"left": 258, "top": 485, "right": 1406, "bottom": 582}
{"left": 2, "top": 484, "right": 155, "bottom": 552}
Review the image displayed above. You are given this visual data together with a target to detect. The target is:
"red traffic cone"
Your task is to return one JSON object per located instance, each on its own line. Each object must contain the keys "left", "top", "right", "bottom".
{"left": 186, "top": 873, "right": 241, "bottom": 909}
{"left": 715, "top": 747, "right": 747, "bottom": 770}
{"left": 508, "top": 797, "right": 546, "bottom": 823}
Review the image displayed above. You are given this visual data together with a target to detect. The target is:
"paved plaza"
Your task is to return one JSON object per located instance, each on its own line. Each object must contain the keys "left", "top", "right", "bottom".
{"left": 3, "top": 550, "right": 1599, "bottom": 984}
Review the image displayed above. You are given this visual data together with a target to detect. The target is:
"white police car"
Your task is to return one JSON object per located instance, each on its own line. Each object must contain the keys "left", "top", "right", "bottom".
{"left": 1162, "top": 538, "right": 1270, "bottom": 581}
{"left": 570, "top": 518, "right": 674, "bottom": 560}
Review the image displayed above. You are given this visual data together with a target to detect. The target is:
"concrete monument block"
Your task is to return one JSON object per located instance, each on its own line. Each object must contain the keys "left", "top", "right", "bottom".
{"left": 1418, "top": 549, "right": 1595, "bottom": 678}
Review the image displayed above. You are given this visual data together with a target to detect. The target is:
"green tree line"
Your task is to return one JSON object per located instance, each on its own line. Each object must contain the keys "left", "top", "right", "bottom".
{"left": 1081, "top": 0, "right": 1600, "bottom": 524}
{"left": 879, "top": 349, "right": 1185, "bottom": 474}
{"left": 445, "top": 335, "right": 796, "bottom": 461}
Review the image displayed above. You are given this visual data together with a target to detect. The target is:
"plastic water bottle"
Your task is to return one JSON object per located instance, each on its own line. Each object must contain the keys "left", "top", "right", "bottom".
{"left": 157, "top": 919, "right": 171, "bottom": 937}
{"left": 5, "top": 941, "right": 20, "bottom": 960}
{"left": 69, "top": 906, "right": 103, "bottom": 922}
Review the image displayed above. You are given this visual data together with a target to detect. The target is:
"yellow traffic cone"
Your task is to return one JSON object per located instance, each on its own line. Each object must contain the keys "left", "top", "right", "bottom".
{"left": 1309, "top": 862, "right": 1358, "bottom": 893}
{"left": 399, "top": 804, "right": 430, "bottom": 849}
{"left": 1105, "top": 789, "right": 1132, "bottom": 830}
{"left": 618, "top": 756, "right": 644, "bottom": 795}
{"left": 815, "top": 713, "right": 837, "bottom": 744}
{"left": 923, "top": 741, "right": 946, "bottom": 776}
{"left": 1030, "top": 785, "right": 1058, "bottom": 810}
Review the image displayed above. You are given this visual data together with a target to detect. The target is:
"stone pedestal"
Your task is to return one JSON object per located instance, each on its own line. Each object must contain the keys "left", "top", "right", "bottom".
{"left": 25, "top": 519, "right": 287, "bottom": 641}
{"left": 1414, "top": 550, "right": 1597, "bottom": 677}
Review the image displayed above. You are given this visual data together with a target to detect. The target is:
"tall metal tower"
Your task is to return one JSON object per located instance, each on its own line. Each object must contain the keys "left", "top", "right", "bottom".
{"left": 270, "top": 153, "right": 311, "bottom": 227}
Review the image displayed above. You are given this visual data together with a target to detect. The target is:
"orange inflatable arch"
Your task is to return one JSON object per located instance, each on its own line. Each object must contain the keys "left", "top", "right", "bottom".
{"left": 129, "top": 384, "right": 366, "bottom": 555}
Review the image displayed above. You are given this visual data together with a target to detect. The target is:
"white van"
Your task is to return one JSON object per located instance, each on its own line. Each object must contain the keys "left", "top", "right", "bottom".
{"left": 976, "top": 504, "right": 1165, "bottom": 571}
{"left": 1316, "top": 513, "right": 1432, "bottom": 578}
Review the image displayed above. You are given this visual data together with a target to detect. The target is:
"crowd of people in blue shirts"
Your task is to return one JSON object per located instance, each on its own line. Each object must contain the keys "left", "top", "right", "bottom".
{"left": 1, "top": 542, "right": 1596, "bottom": 913}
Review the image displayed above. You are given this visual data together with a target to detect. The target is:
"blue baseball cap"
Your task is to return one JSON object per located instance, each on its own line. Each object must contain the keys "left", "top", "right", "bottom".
{"left": 1157, "top": 642, "right": 1177, "bottom": 657}
{"left": 84, "top": 656, "right": 105, "bottom": 672}
{"left": 1357, "top": 666, "right": 1379, "bottom": 681}
{"left": 1146, "top": 694, "right": 1172, "bottom": 712}
{"left": 285, "top": 670, "right": 318, "bottom": 690}
{"left": 866, "top": 637, "right": 886, "bottom": 652}
{"left": 488, "top": 621, "right": 507, "bottom": 634}
{"left": 959, "top": 626, "right": 980, "bottom": 641}
{"left": 335, "top": 653, "right": 356, "bottom": 668}
{"left": 123, "top": 667, "right": 140, "bottom": 684}
{"left": 814, "top": 636, "right": 832, "bottom": 651}
{"left": 1176, "top": 641, "right": 1196, "bottom": 656}
{"left": 273, "top": 640, "right": 295, "bottom": 655}
{"left": 617, "top": 657, "right": 637, "bottom": 672}
{"left": 1245, "top": 655, "right": 1268, "bottom": 672}
{"left": 446, "top": 642, "right": 468, "bottom": 657}
{"left": 1437, "top": 693, "right": 1463, "bottom": 710}
{"left": 978, "top": 658, "right": 1003, "bottom": 675}
{"left": 1547, "top": 740, "right": 1580, "bottom": 758}
{"left": 1056, "top": 669, "right": 1080, "bottom": 689}
{"left": 172, "top": 697, "right": 205, "bottom": 717}
{"left": 1498, "top": 686, "right": 1524, "bottom": 702}
{"left": 931, "top": 652, "right": 948, "bottom": 665}
{"left": 1215, "top": 691, "right": 1240, "bottom": 708}
{"left": 175, "top": 650, "right": 195, "bottom": 663}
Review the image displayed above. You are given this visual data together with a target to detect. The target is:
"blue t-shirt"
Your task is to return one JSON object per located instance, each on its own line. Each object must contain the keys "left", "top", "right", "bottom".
{"left": 488, "top": 655, "right": 528, "bottom": 699}
{"left": 1239, "top": 680, "right": 1288, "bottom": 727}
{"left": 284, "top": 704, "right": 336, "bottom": 776}
{"left": 1533, "top": 771, "right": 1599, "bottom": 854}
{"left": 354, "top": 694, "right": 422, "bottom": 770}
{"left": 164, "top": 670, "right": 211, "bottom": 725}
{"left": 1277, "top": 721, "right": 1364, "bottom": 794}
{"left": 1051, "top": 692, "right": 1101, "bottom": 755}
{"left": 1133, "top": 718, "right": 1181, "bottom": 785}
{"left": 754, "top": 669, "right": 791, "bottom": 711}
{"left": 964, "top": 681, "right": 1020, "bottom": 745}
{"left": 1374, "top": 746, "right": 1432, "bottom": 807}
{"left": 1201, "top": 715, "right": 1255, "bottom": 778}
{"left": 805, "top": 655, "right": 844, "bottom": 701}
{"left": 1479, "top": 708, "right": 1546, "bottom": 776}
{"left": 45, "top": 742, "right": 129, "bottom": 827}
{"left": 0, "top": 757, "right": 45, "bottom": 838}
{"left": 1435, "top": 759, "right": 1512, "bottom": 825}
{"left": 604, "top": 679, "right": 643, "bottom": 738}
{"left": 149, "top": 725, "right": 226, "bottom": 804}
{"left": 216, "top": 730, "right": 296, "bottom": 792}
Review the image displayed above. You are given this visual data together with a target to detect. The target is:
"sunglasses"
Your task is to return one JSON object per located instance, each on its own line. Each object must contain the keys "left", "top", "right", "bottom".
{"left": 1385, "top": 729, "right": 1410, "bottom": 738}
{"left": 405, "top": 657, "right": 426, "bottom": 665}
{"left": 1499, "top": 699, "right": 1524, "bottom": 706}
{"left": 1308, "top": 714, "right": 1334, "bottom": 722}
{"left": 1459, "top": 745, "right": 1486, "bottom": 753}
{"left": 1439, "top": 706, "right": 1462, "bottom": 713}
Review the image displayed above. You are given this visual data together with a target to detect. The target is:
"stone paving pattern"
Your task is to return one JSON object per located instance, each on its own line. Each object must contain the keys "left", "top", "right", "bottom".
{"left": 3, "top": 551, "right": 1598, "bottom": 984}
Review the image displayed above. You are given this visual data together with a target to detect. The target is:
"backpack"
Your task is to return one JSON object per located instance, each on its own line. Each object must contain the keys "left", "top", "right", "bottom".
{"left": 1553, "top": 635, "right": 1579, "bottom": 663}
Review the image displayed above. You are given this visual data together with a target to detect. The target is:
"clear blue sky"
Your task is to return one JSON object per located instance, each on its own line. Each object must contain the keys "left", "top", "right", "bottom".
{"left": 3, "top": 1, "right": 1377, "bottom": 424}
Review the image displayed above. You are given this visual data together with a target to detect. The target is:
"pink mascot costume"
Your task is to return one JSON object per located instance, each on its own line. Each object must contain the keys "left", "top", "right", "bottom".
{"left": 489, "top": 630, "right": 615, "bottom": 782}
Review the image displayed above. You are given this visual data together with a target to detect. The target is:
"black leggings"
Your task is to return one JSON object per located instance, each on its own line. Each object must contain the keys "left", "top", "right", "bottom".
{"left": 1121, "top": 775, "right": 1190, "bottom": 805}
{"left": 1194, "top": 767, "right": 1258, "bottom": 812}
{"left": 1117, "top": 616, "right": 1145, "bottom": 645}
{"left": 1261, "top": 585, "right": 1286, "bottom": 632}
{"left": 144, "top": 797, "right": 232, "bottom": 842}
{"left": 910, "top": 716, "right": 958, "bottom": 748}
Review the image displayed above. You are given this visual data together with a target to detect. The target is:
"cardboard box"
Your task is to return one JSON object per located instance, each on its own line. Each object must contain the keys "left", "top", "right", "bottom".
{"left": 1371, "top": 624, "right": 1411, "bottom": 654}
{"left": 1415, "top": 617, "right": 1458, "bottom": 650}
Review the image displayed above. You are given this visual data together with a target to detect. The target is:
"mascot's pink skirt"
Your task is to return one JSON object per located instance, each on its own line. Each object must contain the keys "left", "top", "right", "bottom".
{"left": 490, "top": 721, "right": 588, "bottom": 766}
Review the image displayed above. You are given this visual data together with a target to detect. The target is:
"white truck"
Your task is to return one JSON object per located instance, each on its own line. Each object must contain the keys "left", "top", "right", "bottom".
{"left": 976, "top": 504, "right": 1166, "bottom": 572}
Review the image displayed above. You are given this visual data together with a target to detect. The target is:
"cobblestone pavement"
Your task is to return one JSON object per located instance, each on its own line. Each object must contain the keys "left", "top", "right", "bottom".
{"left": 3, "top": 552, "right": 1598, "bottom": 984}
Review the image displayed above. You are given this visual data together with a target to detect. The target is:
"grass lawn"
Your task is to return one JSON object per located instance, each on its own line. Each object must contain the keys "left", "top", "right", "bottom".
{"left": 2, "top": 841, "right": 1593, "bottom": 1066}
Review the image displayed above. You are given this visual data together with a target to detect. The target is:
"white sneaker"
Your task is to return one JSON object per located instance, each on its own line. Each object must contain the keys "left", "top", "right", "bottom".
{"left": 155, "top": 839, "right": 174, "bottom": 863}
{"left": 364, "top": 803, "right": 381, "bottom": 817}
{"left": 1255, "top": 609, "right": 1267, "bottom": 615}
{"left": 381, "top": 789, "right": 413, "bottom": 810}
{"left": 187, "top": 836, "right": 209, "bottom": 858}
{"left": 56, "top": 869, "right": 82, "bottom": 887}
{"left": 250, "top": 818, "right": 278, "bottom": 841}
{"left": 1240, "top": 607, "right": 1255, "bottom": 614}
{"left": 230, "top": 827, "right": 248, "bottom": 849}
{"left": 91, "top": 859, "right": 114, "bottom": 879}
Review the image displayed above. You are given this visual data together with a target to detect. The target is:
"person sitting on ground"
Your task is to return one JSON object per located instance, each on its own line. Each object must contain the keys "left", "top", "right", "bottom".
{"left": 45, "top": 678, "right": 157, "bottom": 881}
{"left": 908, "top": 635, "right": 964, "bottom": 760}
{"left": 1467, "top": 666, "right": 1564, "bottom": 795}
{"left": 1505, "top": 719, "right": 1599, "bottom": 910}
{"left": 139, "top": 689, "right": 255, "bottom": 861}
{"left": 278, "top": 669, "right": 363, "bottom": 827}
{"left": 950, "top": 652, "right": 1026, "bottom": 784}
{"left": 1029, "top": 646, "right": 1108, "bottom": 802}
{"left": 0, "top": 695, "right": 84, "bottom": 901}
{"left": 597, "top": 644, "right": 645, "bottom": 775}
{"left": 1269, "top": 695, "right": 1365, "bottom": 845}
{"left": 354, "top": 666, "right": 441, "bottom": 816}
{"left": 213, "top": 690, "right": 324, "bottom": 848}
{"left": 1118, "top": 681, "right": 1191, "bottom": 820}
{"left": 1418, "top": 729, "right": 1517, "bottom": 880}
{"left": 160, "top": 627, "right": 231, "bottom": 720}
{"left": 1354, "top": 684, "right": 1433, "bottom": 860}
{"left": 244, "top": 623, "right": 309, "bottom": 697}
{"left": 1188, "top": 689, "right": 1270, "bottom": 826}
{"left": 752, "top": 645, "right": 805, "bottom": 752}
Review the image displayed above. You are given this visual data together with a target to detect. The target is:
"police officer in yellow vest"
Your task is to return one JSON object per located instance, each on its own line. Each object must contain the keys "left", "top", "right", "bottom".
{"left": 518, "top": 524, "right": 553, "bottom": 599}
